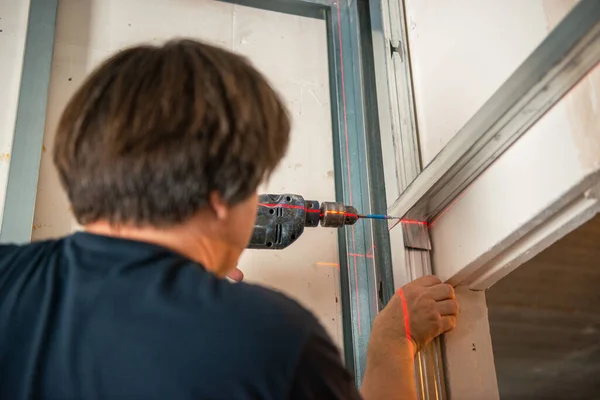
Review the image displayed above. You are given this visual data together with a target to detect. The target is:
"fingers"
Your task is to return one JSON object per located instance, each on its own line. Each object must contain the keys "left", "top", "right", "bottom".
{"left": 440, "top": 315, "right": 457, "bottom": 333}
{"left": 429, "top": 283, "right": 455, "bottom": 301}
{"left": 227, "top": 268, "right": 244, "bottom": 282}
{"left": 414, "top": 275, "right": 442, "bottom": 287}
{"left": 437, "top": 299, "right": 459, "bottom": 334}
{"left": 436, "top": 299, "right": 459, "bottom": 316}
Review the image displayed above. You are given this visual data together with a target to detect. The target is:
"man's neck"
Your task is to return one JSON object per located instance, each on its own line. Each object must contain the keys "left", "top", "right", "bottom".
{"left": 84, "top": 221, "right": 228, "bottom": 278}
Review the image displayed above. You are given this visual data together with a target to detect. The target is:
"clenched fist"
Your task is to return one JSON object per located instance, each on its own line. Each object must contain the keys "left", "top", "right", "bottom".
{"left": 370, "top": 275, "right": 458, "bottom": 355}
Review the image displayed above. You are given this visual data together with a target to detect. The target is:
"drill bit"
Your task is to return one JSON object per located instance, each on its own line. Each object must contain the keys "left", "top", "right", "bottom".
{"left": 357, "top": 213, "right": 402, "bottom": 220}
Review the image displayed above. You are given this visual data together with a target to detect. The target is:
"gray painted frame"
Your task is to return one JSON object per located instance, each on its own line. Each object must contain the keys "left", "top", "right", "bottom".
{"left": 0, "top": 0, "right": 59, "bottom": 244}
{"left": 1, "top": 0, "right": 395, "bottom": 387}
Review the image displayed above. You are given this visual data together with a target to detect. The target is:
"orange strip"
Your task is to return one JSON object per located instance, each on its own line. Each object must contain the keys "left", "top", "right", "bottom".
{"left": 316, "top": 262, "right": 340, "bottom": 268}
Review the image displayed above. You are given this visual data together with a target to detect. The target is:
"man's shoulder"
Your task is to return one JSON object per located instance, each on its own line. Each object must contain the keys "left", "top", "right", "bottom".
{"left": 0, "top": 239, "right": 62, "bottom": 271}
{"left": 0, "top": 239, "right": 56, "bottom": 255}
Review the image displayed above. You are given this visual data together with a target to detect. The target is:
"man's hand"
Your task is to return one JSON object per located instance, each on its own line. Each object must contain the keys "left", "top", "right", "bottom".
{"left": 361, "top": 275, "right": 458, "bottom": 400}
{"left": 391, "top": 275, "right": 458, "bottom": 352}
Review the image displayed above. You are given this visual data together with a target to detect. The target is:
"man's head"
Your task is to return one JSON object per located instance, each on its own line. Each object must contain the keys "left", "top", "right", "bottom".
{"left": 53, "top": 39, "right": 290, "bottom": 276}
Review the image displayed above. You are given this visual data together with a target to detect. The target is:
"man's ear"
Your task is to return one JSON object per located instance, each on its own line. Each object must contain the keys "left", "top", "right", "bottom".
{"left": 208, "top": 191, "right": 229, "bottom": 220}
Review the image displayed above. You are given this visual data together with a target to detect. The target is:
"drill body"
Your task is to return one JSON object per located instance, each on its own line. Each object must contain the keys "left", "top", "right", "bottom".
{"left": 248, "top": 194, "right": 358, "bottom": 250}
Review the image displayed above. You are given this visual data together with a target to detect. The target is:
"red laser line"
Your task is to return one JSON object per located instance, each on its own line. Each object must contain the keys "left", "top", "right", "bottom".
{"left": 348, "top": 252, "right": 374, "bottom": 259}
{"left": 402, "top": 219, "right": 427, "bottom": 225}
{"left": 258, "top": 203, "right": 320, "bottom": 213}
{"left": 388, "top": 218, "right": 428, "bottom": 231}
{"left": 398, "top": 289, "right": 413, "bottom": 354}
{"left": 258, "top": 203, "right": 359, "bottom": 219}
{"left": 389, "top": 169, "right": 478, "bottom": 231}
{"left": 365, "top": 245, "right": 375, "bottom": 257}
{"left": 427, "top": 182, "right": 474, "bottom": 228}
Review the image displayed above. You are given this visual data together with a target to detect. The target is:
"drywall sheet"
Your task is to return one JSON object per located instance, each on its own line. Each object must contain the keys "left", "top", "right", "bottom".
{"left": 31, "top": 0, "right": 342, "bottom": 347}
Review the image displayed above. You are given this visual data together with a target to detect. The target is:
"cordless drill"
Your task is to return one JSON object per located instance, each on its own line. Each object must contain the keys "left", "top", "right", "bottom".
{"left": 248, "top": 194, "right": 359, "bottom": 250}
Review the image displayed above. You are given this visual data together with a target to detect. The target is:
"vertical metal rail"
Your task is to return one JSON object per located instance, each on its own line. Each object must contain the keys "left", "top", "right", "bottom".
{"left": 327, "top": 0, "right": 376, "bottom": 384}
{"left": 356, "top": 0, "right": 396, "bottom": 316}
{"left": 370, "top": 0, "right": 447, "bottom": 398}
{"left": 0, "top": 0, "right": 59, "bottom": 244}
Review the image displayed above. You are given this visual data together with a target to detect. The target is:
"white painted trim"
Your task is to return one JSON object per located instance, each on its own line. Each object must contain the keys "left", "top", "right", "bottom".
{"left": 466, "top": 189, "right": 600, "bottom": 290}
{"left": 427, "top": 90, "right": 600, "bottom": 287}
{"left": 443, "top": 287, "right": 499, "bottom": 400}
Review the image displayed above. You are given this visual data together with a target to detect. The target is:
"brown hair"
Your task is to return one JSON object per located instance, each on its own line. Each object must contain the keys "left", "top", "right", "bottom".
{"left": 53, "top": 39, "right": 290, "bottom": 226}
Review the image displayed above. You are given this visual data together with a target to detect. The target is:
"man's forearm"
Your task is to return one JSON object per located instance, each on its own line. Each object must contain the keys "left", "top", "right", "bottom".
{"left": 360, "top": 338, "right": 416, "bottom": 400}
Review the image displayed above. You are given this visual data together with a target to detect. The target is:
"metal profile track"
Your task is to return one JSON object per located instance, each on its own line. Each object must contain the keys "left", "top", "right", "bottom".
{"left": 388, "top": 0, "right": 600, "bottom": 223}
{"left": 357, "top": 0, "right": 396, "bottom": 315}
{"left": 327, "top": 0, "right": 391, "bottom": 384}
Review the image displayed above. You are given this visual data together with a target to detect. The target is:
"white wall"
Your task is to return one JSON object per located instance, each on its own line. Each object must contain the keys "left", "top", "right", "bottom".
{"left": 30, "top": 0, "right": 342, "bottom": 347}
{"left": 404, "top": 0, "right": 600, "bottom": 287}
{"left": 0, "top": 0, "right": 31, "bottom": 228}
{"left": 405, "top": 0, "right": 553, "bottom": 166}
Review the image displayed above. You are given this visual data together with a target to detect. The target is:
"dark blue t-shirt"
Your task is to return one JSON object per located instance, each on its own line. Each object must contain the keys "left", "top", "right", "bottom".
{"left": 0, "top": 232, "right": 360, "bottom": 399}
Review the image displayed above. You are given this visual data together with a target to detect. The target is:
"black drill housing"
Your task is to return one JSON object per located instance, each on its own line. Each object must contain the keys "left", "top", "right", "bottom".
{"left": 247, "top": 194, "right": 320, "bottom": 250}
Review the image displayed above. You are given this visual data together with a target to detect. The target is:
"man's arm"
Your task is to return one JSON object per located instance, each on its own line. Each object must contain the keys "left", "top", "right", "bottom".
{"left": 288, "top": 275, "right": 458, "bottom": 400}
{"left": 362, "top": 337, "right": 416, "bottom": 399}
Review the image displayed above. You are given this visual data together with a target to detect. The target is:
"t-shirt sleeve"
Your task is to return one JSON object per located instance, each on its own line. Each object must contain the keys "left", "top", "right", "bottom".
{"left": 288, "top": 332, "right": 363, "bottom": 400}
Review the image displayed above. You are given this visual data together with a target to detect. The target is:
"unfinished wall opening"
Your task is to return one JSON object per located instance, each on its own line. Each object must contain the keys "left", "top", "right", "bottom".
{"left": 487, "top": 213, "right": 600, "bottom": 399}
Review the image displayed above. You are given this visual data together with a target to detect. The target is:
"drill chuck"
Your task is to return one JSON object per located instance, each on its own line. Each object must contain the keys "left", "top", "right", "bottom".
{"left": 320, "top": 202, "right": 359, "bottom": 227}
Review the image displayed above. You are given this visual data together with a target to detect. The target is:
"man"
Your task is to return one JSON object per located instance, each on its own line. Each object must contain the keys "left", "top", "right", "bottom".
{"left": 0, "top": 39, "right": 458, "bottom": 399}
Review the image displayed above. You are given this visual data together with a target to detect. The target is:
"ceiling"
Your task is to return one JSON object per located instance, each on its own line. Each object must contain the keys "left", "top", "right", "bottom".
{"left": 487, "top": 213, "right": 600, "bottom": 399}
